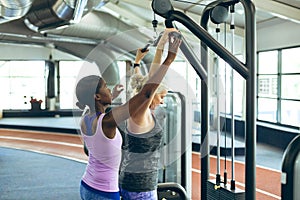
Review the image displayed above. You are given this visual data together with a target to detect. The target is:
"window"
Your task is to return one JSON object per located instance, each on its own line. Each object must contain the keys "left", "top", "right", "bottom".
{"left": 281, "top": 100, "right": 300, "bottom": 126}
{"left": 258, "top": 51, "right": 278, "bottom": 74}
{"left": 257, "top": 46, "right": 300, "bottom": 127}
{"left": 257, "top": 50, "right": 278, "bottom": 122}
{"left": 282, "top": 47, "right": 300, "bottom": 73}
{"left": 59, "top": 61, "right": 84, "bottom": 109}
{"left": 257, "top": 98, "right": 277, "bottom": 122}
{"left": 258, "top": 75, "right": 278, "bottom": 97}
{"left": 281, "top": 75, "right": 300, "bottom": 99}
{"left": 0, "top": 61, "right": 46, "bottom": 110}
{"left": 59, "top": 60, "right": 128, "bottom": 109}
{"left": 280, "top": 47, "right": 300, "bottom": 126}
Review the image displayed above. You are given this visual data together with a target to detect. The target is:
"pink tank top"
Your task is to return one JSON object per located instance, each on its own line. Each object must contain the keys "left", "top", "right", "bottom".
{"left": 81, "top": 113, "right": 122, "bottom": 192}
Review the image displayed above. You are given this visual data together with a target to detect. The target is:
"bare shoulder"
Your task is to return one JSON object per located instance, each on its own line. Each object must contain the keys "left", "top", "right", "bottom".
{"left": 101, "top": 112, "right": 117, "bottom": 139}
{"left": 128, "top": 109, "right": 154, "bottom": 133}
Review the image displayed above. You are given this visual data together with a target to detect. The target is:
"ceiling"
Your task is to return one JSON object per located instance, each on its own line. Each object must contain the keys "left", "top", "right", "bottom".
{"left": 0, "top": 0, "right": 299, "bottom": 60}
{"left": 102, "top": 0, "right": 300, "bottom": 35}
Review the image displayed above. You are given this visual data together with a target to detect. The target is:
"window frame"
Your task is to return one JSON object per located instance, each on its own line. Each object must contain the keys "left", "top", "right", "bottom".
{"left": 257, "top": 45, "right": 300, "bottom": 128}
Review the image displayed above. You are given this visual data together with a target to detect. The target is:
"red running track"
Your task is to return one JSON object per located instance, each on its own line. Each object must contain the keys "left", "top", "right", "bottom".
{"left": 0, "top": 129, "right": 281, "bottom": 199}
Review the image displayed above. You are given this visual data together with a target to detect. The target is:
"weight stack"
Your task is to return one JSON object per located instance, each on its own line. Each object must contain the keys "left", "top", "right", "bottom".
{"left": 207, "top": 179, "right": 245, "bottom": 200}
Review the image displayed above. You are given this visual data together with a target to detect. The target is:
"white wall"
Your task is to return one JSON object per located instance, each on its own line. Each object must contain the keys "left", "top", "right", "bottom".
{"left": 0, "top": 43, "right": 80, "bottom": 60}
{"left": 257, "top": 19, "right": 300, "bottom": 51}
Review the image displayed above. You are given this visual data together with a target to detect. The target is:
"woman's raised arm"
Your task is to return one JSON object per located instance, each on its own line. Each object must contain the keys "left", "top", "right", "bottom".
{"left": 105, "top": 31, "right": 182, "bottom": 128}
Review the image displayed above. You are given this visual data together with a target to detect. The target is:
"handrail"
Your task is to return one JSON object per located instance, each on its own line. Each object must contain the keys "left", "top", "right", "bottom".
{"left": 281, "top": 135, "right": 300, "bottom": 200}
{"left": 164, "top": 91, "right": 188, "bottom": 191}
{"left": 157, "top": 182, "right": 188, "bottom": 200}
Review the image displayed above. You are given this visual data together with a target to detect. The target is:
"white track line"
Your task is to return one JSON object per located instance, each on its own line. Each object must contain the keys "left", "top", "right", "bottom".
{"left": 1, "top": 146, "right": 88, "bottom": 164}
{"left": 192, "top": 151, "right": 281, "bottom": 173}
{"left": 0, "top": 136, "right": 82, "bottom": 147}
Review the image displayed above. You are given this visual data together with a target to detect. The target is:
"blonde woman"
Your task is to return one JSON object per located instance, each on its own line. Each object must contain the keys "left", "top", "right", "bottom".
{"left": 119, "top": 28, "right": 180, "bottom": 200}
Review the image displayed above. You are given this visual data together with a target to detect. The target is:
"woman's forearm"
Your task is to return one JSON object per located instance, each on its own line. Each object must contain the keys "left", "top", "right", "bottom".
{"left": 148, "top": 49, "right": 163, "bottom": 78}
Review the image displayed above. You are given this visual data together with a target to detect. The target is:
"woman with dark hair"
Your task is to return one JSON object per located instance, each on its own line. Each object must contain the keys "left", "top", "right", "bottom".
{"left": 76, "top": 30, "right": 181, "bottom": 200}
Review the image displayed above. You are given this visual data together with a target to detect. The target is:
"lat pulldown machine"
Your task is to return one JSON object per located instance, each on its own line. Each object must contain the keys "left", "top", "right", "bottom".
{"left": 152, "top": 0, "right": 256, "bottom": 199}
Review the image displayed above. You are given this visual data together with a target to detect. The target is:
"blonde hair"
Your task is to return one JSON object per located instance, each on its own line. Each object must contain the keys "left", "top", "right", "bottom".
{"left": 129, "top": 74, "right": 169, "bottom": 97}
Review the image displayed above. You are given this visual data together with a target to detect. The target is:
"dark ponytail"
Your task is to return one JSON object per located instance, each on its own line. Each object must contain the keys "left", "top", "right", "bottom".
{"left": 76, "top": 101, "right": 86, "bottom": 110}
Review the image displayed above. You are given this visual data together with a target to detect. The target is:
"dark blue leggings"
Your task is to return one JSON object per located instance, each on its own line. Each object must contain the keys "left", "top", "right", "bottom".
{"left": 80, "top": 181, "right": 120, "bottom": 200}
{"left": 120, "top": 187, "right": 157, "bottom": 200}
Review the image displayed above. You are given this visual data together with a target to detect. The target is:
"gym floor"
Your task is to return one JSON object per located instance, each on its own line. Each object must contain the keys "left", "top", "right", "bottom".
{"left": 0, "top": 116, "right": 282, "bottom": 200}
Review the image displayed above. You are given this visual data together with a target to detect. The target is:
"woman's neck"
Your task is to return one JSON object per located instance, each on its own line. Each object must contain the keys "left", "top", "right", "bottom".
{"left": 95, "top": 104, "right": 109, "bottom": 114}
{"left": 93, "top": 100, "right": 108, "bottom": 113}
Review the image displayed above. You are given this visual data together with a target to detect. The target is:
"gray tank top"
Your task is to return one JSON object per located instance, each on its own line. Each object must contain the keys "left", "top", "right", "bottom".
{"left": 119, "top": 115, "right": 163, "bottom": 192}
